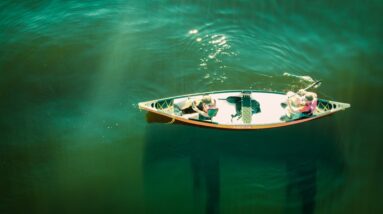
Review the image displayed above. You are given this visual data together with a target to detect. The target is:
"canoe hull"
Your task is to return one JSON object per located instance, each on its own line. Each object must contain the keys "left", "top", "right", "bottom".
{"left": 139, "top": 90, "right": 350, "bottom": 130}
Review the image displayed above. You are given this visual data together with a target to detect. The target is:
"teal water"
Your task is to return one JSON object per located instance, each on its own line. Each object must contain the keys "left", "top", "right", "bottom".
{"left": 1, "top": 1, "right": 382, "bottom": 213}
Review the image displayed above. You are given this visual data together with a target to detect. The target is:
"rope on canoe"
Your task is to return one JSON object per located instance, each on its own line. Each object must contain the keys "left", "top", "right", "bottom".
{"left": 316, "top": 100, "right": 333, "bottom": 113}
{"left": 154, "top": 99, "right": 177, "bottom": 123}
{"left": 155, "top": 99, "right": 175, "bottom": 114}
{"left": 167, "top": 117, "right": 176, "bottom": 124}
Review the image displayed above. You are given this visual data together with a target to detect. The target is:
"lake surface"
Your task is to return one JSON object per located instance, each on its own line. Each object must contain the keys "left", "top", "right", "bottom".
{"left": 1, "top": 1, "right": 382, "bottom": 213}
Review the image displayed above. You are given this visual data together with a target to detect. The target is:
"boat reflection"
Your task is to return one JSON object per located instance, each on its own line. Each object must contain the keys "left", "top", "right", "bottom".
{"left": 143, "top": 117, "right": 344, "bottom": 214}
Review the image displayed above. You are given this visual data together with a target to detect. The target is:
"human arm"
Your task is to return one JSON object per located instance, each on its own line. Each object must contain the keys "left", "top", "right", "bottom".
{"left": 192, "top": 101, "right": 210, "bottom": 118}
{"left": 287, "top": 95, "right": 305, "bottom": 113}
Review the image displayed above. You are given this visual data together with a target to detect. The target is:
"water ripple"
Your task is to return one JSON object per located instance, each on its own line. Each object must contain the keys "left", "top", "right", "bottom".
{"left": 185, "top": 25, "right": 240, "bottom": 86}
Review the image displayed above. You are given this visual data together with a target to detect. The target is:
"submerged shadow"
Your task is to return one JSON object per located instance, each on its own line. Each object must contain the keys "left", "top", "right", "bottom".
{"left": 190, "top": 141, "right": 220, "bottom": 214}
{"left": 286, "top": 158, "right": 317, "bottom": 214}
{"left": 143, "top": 116, "right": 344, "bottom": 214}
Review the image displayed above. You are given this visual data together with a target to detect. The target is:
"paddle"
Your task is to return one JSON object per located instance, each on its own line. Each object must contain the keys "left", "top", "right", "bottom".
{"left": 303, "top": 80, "right": 322, "bottom": 91}
{"left": 288, "top": 80, "right": 322, "bottom": 98}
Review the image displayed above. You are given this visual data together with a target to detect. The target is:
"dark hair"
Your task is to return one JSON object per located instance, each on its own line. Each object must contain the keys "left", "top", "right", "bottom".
{"left": 305, "top": 95, "right": 314, "bottom": 101}
{"left": 202, "top": 96, "right": 212, "bottom": 104}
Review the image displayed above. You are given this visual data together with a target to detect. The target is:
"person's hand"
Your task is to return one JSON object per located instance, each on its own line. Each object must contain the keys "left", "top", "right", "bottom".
{"left": 202, "top": 103, "right": 209, "bottom": 112}
{"left": 298, "top": 89, "right": 306, "bottom": 96}
{"left": 191, "top": 101, "right": 198, "bottom": 111}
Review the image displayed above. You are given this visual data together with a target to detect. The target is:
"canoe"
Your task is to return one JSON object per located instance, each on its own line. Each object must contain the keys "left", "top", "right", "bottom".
{"left": 138, "top": 90, "right": 350, "bottom": 130}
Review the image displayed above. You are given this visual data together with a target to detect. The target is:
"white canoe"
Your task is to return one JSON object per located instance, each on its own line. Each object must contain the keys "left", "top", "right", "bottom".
{"left": 138, "top": 90, "right": 350, "bottom": 130}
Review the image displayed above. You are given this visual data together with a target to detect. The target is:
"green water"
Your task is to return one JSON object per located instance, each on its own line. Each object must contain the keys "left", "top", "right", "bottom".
{"left": 1, "top": 1, "right": 382, "bottom": 213}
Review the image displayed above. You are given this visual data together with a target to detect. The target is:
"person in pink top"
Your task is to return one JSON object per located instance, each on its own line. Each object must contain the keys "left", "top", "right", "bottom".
{"left": 284, "top": 89, "right": 318, "bottom": 120}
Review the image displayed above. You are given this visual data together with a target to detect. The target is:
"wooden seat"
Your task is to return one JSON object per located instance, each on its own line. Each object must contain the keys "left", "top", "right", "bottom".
{"left": 241, "top": 92, "right": 252, "bottom": 124}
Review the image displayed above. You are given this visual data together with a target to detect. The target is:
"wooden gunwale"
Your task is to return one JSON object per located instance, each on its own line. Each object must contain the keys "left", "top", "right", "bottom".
{"left": 138, "top": 90, "right": 349, "bottom": 130}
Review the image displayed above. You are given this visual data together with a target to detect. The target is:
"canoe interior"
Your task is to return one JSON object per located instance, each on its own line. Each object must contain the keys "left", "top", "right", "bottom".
{"left": 140, "top": 91, "right": 350, "bottom": 127}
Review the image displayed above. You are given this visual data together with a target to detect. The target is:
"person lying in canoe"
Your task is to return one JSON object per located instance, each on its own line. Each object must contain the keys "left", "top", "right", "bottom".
{"left": 283, "top": 89, "right": 318, "bottom": 120}
{"left": 176, "top": 95, "right": 219, "bottom": 119}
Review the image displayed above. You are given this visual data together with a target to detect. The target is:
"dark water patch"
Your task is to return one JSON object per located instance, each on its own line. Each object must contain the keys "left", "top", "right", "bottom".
{"left": 143, "top": 117, "right": 345, "bottom": 213}
{"left": 0, "top": 135, "right": 145, "bottom": 214}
